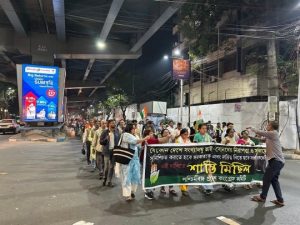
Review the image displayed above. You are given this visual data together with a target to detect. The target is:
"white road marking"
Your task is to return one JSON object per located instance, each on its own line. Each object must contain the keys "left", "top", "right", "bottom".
{"left": 0, "top": 172, "right": 8, "bottom": 175}
{"left": 72, "top": 221, "right": 94, "bottom": 225}
{"left": 217, "top": 216, "right": 240, "bottom": 225}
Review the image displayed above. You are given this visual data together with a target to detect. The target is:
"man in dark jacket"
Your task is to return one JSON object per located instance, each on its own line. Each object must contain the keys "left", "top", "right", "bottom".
{"left": 100, "top": 119, "right": 121, "bottom": 187}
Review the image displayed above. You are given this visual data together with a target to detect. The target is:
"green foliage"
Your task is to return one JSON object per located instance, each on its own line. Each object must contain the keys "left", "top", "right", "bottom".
{"left": 178, "top": 0, "right": 234, "bottom": 58}
{"left": 277, "top": 57, "right": 298, "bottom": 95}
{"left": 99, "top": 91, "right": 130, "bottom": 120}
{"left": 0, "top": 85, "right": 17, "bottom": 109}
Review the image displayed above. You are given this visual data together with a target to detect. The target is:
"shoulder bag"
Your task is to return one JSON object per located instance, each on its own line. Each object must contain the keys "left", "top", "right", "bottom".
{"left": 113, "top": 134, "right": 135, "bottom": 165}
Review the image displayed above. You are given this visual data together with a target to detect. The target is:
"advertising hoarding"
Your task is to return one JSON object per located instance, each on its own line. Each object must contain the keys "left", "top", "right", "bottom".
{"left": 21, "top": 64, "right": 59, "bottom": 122}
{"left": 172, "top": 59, "right": 190, "bottom": 80}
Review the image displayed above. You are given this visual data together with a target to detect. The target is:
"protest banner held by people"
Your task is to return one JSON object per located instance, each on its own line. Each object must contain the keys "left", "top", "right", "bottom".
{"left": 74, "top": 115, "right": 275, "bottom": 205}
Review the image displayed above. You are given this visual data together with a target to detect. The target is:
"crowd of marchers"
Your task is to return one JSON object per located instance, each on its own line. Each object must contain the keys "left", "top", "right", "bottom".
{"left": 67, "top": 117, "right": 285, "bottom": 206}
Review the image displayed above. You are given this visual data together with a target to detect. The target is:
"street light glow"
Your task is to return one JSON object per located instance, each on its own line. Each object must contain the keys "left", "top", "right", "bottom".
{"left": 96, "top": 40, "right": 106, "bottom": 49}
{"left": 163, "top": 55, "right": 169, "bottom": 60}
{"left": 174, "top": 48, "right": 181, "bottom": 56}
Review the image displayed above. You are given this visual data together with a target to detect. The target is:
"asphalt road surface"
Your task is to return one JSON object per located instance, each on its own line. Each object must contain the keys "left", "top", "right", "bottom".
{"left": 0, "top": 136, "right": 299, "bottom": 225}
{"left": 0, "top": 132, "right": 13, "bottom": 141}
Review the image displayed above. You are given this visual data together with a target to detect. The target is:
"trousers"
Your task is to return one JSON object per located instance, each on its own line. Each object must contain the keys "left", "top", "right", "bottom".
{"left": 103, "top": 153, "right": 115, "bottom": 182}
{"left": 85, "top": 141, "right": 91, "bottom": 164}
{"left": 260, "top": 158, "right": 284, "bottom": 202}
{"left": 96, "top": 152, "right": 104, "bottom": 174}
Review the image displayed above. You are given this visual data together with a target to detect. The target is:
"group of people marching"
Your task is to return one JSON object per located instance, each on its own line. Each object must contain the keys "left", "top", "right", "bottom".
{"left": 80, "top": 118, "right": 285, "bottom": 206}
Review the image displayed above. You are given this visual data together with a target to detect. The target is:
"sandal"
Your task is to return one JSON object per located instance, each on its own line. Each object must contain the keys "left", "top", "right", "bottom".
{"left": 169, "top": 189, "right": 178, "bottom": 196}
{"left": 251, "top": 195, "right": 266, "bottom": 202}
{"left": 181, "top": 191, "right": 189, "bottom": 197}
{"left": 243, "top": 185, "right": 250, "bottom": 190}
{"left": 160, "top": 188, "right": 167, "bottom": 194}
{"left": 125, "top": 196, "right": 133, "bottom": 202}
{"left": 270, "top": 200, "right": 285, "bottom": 207}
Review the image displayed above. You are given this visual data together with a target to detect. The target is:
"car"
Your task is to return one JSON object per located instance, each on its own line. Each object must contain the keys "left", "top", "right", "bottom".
{"left": 0, "top": 119, "right": 20, "bottom": 134}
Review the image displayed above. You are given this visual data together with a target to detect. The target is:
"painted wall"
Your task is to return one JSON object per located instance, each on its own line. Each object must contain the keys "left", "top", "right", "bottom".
{"left": 167, "top": 101, "right": 298, "bottom": 150}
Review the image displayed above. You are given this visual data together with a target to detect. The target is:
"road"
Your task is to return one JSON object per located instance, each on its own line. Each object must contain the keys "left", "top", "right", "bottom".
{"left": 0, "top": 133, "right": 13, "bottom": 141}
{"left": 0, "top": 135, "right": 299, "bottom": 225}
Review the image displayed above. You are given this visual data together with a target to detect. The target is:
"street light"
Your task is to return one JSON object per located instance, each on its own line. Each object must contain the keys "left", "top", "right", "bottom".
{"left": 96, "top": 40, "right": 106, "bottom": 49}
{"left": 174, "top": 48, "right": 181, "bottom": 56}
{"left": 163, "top": 55, "right": 169, "bottom": 60}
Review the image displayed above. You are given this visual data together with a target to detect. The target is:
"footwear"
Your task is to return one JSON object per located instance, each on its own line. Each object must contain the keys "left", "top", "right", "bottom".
{"left": 102, "top": 179, "right": 106, "bottom": 186}
{"left": 160, "top": 188, "right": 167, "bottom": 194}
{"left": 169, "top": 189, "right": 178, "bottom": 197}
{"left": 107, "top": 182, "right": 114, "bottom": 187}
{"left": 223, "top": 184, "right": 233, "bottom": 192}
{"left": 251, "top": 195, "right": 266, "bottom": 202}
{"left": 181, "top": 191, "right": 189, "bottom": 197}
{"left": 270, "top": 200, "right": 285, "bottom": 207}
{"left": 144, "top": 191, "right": 154, "bottom": 200}
{"left": 125, "top": 196, "right": 133, "bottom": 202}
{"left": 204, "top": 190, "right": 213, "bottom": 195}
{"left": 131, "top": 193, "right": 135, "bottom": 199}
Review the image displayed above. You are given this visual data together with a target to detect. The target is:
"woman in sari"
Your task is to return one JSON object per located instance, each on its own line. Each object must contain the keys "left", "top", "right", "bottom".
{"left": 115, "top": 123, "right": 149, "bottom": 201}
{"left": 176, "top": 128, "right": 192, "bottom": 196}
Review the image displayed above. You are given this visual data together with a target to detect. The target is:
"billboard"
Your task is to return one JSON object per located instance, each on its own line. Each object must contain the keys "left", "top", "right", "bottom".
{"left": 172, "top": 59, "right": 190, "bottom": 80}
{"left": 21, "top": 64, "right": 59, "bottom": 122}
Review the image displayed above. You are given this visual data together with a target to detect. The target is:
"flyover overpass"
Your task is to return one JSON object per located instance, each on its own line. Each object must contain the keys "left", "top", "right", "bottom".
{"left": 0, "top": 0, "right": 185, "bottom": 112}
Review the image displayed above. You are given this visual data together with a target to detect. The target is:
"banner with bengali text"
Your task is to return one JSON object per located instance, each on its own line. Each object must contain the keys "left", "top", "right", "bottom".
{"left": 143, "top": 143, "right": 266, "bottom": 189}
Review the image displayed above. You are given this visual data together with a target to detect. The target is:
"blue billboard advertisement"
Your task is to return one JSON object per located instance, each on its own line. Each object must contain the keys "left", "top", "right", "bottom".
{"left": 22, "top": 64, "right": 59, "bottom": 122}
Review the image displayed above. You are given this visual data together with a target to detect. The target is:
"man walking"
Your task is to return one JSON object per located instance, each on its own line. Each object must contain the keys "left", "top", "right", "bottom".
{"left": 249, "top": 121, "right": 285, "bottom": 207}
{"left": 100, "top": 120, "right": 121, "bottom": 187}
{"left": 82, "top": 120, "right": 95, "bottom": 165}
{"left": 92, "top": 120, "right": 106, "bottom": 179}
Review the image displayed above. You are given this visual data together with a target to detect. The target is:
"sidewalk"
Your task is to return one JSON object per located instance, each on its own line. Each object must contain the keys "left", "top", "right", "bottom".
{"left": 8, "top": 129, "right": 66, "bottom": 142}
{"left": 283, "top": 150, "right": 300, "bottom": 160}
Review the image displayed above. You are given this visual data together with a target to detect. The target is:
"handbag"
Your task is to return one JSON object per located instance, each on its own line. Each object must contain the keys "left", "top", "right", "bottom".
{"left": 113, "top": 134, "right": 135, "bottom": 165}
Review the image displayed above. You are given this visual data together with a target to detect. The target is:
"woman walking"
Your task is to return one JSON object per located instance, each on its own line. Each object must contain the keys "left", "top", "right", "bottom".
{"left": 176, "top": 128, "right": 192, "bottom": 196}
{"left": 115, "top": 123, "right": 149, "bottom": 201}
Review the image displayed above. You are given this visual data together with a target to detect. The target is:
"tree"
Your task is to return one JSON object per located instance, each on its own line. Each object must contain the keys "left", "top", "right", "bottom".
{"left": 97, "top": 91, "right": 130, "bottom": 120}
{"left": 0, "top": 84, "right": 17, "bottom": 118}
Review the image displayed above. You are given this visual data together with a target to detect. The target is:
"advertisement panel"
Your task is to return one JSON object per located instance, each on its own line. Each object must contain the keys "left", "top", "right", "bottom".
{"left": 22, "top": 64, "right": 59, "bottom": 122}
{"left": 172, "top": 59, "right": 190, "bottom": 80}
{"left": 143, "top": 143, "right": 265, "bottom": 189}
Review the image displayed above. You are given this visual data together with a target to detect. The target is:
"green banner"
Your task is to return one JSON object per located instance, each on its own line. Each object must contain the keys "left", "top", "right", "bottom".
{"left": 143, "top": 144, "right": 266, "bottom": 189}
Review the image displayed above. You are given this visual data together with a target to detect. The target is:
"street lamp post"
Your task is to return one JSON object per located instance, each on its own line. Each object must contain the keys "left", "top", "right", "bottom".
{"left": 180, "top": 79, "right": 183, "bottom": 123}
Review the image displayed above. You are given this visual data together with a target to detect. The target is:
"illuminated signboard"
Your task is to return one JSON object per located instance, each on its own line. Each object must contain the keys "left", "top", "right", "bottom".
{"left": 172, "top": 59, "right": 190, "bottom": 80}
{"left": 22, "top": 64, "right": 59, "bottom": 122}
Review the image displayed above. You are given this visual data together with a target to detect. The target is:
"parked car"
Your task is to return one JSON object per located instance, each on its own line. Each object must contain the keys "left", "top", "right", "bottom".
{"left": 0, "top": 119, "right": 20, "bottom": 134}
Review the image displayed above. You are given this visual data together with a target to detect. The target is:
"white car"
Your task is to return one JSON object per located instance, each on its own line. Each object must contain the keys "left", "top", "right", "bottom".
{"left": 0, "top": 119, "right": 20, "bottom": 134}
